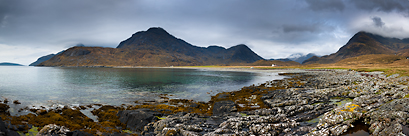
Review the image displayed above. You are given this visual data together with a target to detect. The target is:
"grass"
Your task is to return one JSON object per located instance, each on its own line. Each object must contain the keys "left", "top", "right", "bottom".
{"left": 156, "top": 54, "right": 409, "bottom": 77}
{"left": 240, "top": 113, "right": 248, "bottom": 117}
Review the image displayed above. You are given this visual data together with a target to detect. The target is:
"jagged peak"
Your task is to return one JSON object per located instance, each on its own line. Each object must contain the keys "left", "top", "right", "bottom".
{"left": 129, "top": 27, "right": 171, "bottom": 37}
{"left": 228, "top": 44, "right": 250, "bottom": 50}
{"left": 146, "top": 27, "right": 170, "bottom": 35}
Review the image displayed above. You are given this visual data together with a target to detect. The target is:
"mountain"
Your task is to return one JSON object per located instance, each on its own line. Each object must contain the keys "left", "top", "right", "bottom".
{"left": 303, "top": 31, "right": 409, "bottom": 64}
{"left": 29, "top": 54, "right": 56, "bottom": 66}
{"left": 37, "top": 27, "right": 263, "bottom": 67}
{"left": 29, "top": 44, "right": 85, "bottom": 66}
{"left": 0, "top": 62, "right": 24, "bottom": 66}
{"left": 287, "top": 53, "right": 320, "bottom": 64}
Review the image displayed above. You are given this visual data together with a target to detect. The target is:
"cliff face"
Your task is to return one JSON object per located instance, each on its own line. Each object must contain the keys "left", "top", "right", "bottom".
{"left": 303, "top": 31, "right": 409, "bottom": 64}
{"left": 38, "top": 27, "right": 263, "bottom": 67}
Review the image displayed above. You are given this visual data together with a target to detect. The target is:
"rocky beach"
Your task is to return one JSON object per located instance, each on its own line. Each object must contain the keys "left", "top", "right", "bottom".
{"left": 1, "top": 69, "right": 409, "bottom": 136}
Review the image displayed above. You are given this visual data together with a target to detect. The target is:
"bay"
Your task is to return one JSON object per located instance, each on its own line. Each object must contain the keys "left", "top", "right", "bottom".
{"left": 0, "top": 66, "right": 285, "bottom": 107}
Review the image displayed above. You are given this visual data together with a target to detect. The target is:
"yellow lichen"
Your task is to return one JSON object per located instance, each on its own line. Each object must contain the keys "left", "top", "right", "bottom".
{"left": 341, "top": 104, "right": 360, "bottom": 112}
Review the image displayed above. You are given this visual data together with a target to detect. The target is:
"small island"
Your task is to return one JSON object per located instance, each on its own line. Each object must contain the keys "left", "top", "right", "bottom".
{"left": 0, "top": 62, "right": 24, "bottom": 66}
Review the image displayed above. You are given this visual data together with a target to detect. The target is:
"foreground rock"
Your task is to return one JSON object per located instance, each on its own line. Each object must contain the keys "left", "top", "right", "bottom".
{"left": 2, "top": 69, "right": 409, "bottom": 135}
{"left": 37, "top": 124, "right": 70, "bottom": 136}
{"left": 135, "top": 70, "right": 409, "bottom": 135}
{"left": 117, "top": 109, "right": 162, "bottom": 132}
{"left": 0, "top": 117, "right": 19, "bottom": 136}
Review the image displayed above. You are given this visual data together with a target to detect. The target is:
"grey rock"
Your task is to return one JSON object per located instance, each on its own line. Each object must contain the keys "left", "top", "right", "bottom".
{"left": 117, "top": 109, "right": 162, "bottom": 131}
{"left": 212, "top": 100, "right": 237, "bottom": 116}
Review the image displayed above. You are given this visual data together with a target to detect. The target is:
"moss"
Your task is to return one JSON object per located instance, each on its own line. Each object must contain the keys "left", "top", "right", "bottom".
{"left": 306, "top": 115, "right": 323, "bottom": 124}
{"left": 0, "top": 104, "right": 130, "bottom": 135}
{"left": 0, "top": 103, "right": 9, "bottom": 113}
{"left": 18, "top": 127, "right": 38, "bottom": 136}
{"left": 122, "top": 129, "right": 133, "bottom": 133}
{"left": 240, "top": 113, "right": 248, "bottom": 117}
{"left": 156, "top": 116, "right": 167, "bottom": 120}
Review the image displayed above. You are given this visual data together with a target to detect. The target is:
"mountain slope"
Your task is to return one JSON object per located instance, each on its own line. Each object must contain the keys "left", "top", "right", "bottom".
{"left": 29, "top": 44, "right": 84, "bottom": 66}
{"left": 303, "top": 31, "right": 409, "bottom": 64}
{"left": 38, "top": 27, "right": 263, "bottom": 66}
{"left": 29, "top": 54, "right": 56, "bottom": 66}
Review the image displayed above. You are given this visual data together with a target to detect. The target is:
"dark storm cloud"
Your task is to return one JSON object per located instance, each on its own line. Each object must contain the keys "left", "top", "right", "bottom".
{"left": 282, "top": 23, "right": 335, "bottom": 33}
{"left": 372, "top": 17, "right": 385, "bottom": 27}
{"left": 350, "top": 0, "right": 409, "bottom": 13}
{"left": 0, "top": 0, "right": 409, "bottom": 64}
{"left": 305, "top": 0, "right": 345, "bottom": 12}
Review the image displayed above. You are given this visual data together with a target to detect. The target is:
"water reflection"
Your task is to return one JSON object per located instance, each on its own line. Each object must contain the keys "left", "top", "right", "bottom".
{"left": 0, "top": 67, "right": 284, "bottom": 106}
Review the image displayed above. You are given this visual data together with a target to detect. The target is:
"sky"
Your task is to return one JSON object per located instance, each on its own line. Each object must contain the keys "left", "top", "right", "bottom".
{"left": 1, "top": 0, "right": 409, "bottom": 65}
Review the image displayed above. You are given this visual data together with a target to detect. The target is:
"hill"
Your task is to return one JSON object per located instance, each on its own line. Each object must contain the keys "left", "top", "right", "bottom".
{"left": 38, "top": 27, "right": 263, "bottom": 67}
{"left": 303, "top": 31, "right": 409, "bottom": 64}
{"left": 29, "top": 44, "right": 84, "bottom": 66}
{"left": 0, "top": 62, "right": 24, "bottom": 66}
{"left": 29, "top": 54, "right": 56, "bottom": 66}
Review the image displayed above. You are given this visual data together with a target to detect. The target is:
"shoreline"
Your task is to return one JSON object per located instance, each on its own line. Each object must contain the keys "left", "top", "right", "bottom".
{"left": 1, "top": 69, "right": 409, "bottom": 135}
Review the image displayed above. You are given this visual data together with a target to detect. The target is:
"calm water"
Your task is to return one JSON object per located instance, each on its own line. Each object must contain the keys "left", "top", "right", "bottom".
{"left": 0, "top": 66, "right": 284, "bottom": 107}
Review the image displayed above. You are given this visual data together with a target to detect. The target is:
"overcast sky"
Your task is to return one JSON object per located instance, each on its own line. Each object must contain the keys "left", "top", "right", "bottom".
{"left": 1, "top": 0, "right": 409, "bottom": 65}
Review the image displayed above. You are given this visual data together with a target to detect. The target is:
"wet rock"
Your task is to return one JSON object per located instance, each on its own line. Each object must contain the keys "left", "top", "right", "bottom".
{"left": 212, "top": 100, "right": 237, "bottom": 116}
{"left": 37, "top": 124, "right": 70, "bottom": 136}
{"left": 0, "top": 117, "right": 19, "bottom": 136}
{"left": 367, "top": 98, "right": 409, "bottom": 135}
{"left": 12, "top": 100, "right": 20, "bottom": 105}
{"left": 69, "top": 130, "right": 93, "bottom": 136}
{"left": 142, "top": 112, "right": 216, "bottom": 135}
{"left": 0, "top": 117, "right": 7, "bottom": 136}
{"left": 0, "top": 104, "right": 9, "bottom": 113}
{"left": 117, "top": 109, "right": 162, "bottom": 131}
{"left": 310, "top": 102, "right": 363, "bottom": 135}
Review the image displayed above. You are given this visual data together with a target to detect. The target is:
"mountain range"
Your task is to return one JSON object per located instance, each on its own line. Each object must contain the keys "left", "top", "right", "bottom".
{"left": 37, "top": 27, "right": 267, "bottom": 67}
{"left": 32, "top": 28, "right": 409, "bottom": 67}
{"left": 303, "top": 31, "right": 409, "bottom": 64}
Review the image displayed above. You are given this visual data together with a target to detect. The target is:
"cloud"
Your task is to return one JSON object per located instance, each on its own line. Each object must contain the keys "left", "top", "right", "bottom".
{"left": 349, "top": 14, "right": 409, "bottom": 39}
{"left": 0, "top": 0, "right": 409, "bottom": 64}
{"left": 282, "top": 23, "right": 335, "bottom": 33}
{"left": 372, "top": 16, "right": 385, "bottom": 27}
{"left": 349, "top": 0, "right": 409, "bottom": 13}
{"left": 305, "top": 0, "right": 345, "bottom": 12}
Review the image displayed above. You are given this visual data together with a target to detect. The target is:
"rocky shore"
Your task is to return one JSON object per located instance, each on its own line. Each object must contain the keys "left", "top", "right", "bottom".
{"left": 1, "top": 69, "right": 409, "bottom": 135}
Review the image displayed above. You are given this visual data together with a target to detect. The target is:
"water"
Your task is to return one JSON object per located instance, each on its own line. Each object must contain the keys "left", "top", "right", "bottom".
{"left": 0, "top": 66, "right": 284, "bottom": 107}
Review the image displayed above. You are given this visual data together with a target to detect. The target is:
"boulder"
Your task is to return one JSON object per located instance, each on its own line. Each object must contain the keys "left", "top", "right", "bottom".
{"left": 117, "top": 109, "right": 162, "bottom": 131}
{"left": 0, "top": 117, "right": 19, "bottom": 136}
{"left": 212, "top": 100, "right": 237, "bottom": 116}
{"left": 36, "top": 124, "right": 70, "bottom": 136}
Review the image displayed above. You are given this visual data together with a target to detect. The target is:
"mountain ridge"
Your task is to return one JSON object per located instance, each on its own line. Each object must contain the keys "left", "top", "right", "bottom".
{"left": 38, "top": 27, "right": 264, "bottom": 67}
{"left": 303, "top": 31, "right": 409, "bottom": 64}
